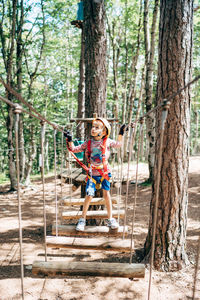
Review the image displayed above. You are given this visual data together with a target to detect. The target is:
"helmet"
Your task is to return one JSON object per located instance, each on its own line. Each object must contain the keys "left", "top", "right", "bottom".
{"left": 93, "top": 117, "right": 111, "bottom": 137}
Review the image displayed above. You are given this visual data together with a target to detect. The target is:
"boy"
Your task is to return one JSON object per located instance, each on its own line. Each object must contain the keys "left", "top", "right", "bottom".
{"left": 65, "top": 117, "right": 126, "bottom": 231}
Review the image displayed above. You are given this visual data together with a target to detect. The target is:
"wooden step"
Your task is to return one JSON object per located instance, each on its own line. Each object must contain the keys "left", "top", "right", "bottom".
{"left": 46, "top": 235, "right": 132, "bottom": 252}
{"left": 32, "top": 261, "right": 145, "bottom": 278}
{"left": 62, "top": 197, "right": 117, "bottom": 206}
{"left": 62, "top": 209, "right": 125, "bottom": 220}
{"left": 52, "top": 225, "right": 129, "bottom": 237}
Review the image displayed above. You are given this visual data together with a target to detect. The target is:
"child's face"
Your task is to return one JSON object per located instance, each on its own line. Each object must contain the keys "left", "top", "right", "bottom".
{"left": 91, "top": 120, "right": 106, "bottom": 140}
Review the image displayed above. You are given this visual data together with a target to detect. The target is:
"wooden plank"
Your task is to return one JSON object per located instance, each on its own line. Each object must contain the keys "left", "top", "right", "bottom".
{"left": 70, "top": 117, "right": 118, "bottom": 123}
{"left": 32, "top": 261, "right": 145, "bottom": 278}
{"left": 73, "top": 173, "right": 87, "bottom": 183}
{"left": 46, "top": 235, "right": 132, "bottom": 252}
{"left": 62, "top": 197, "right": 117, "bottom": 206}
{"left": 52, "top": 225, "right": 129, "bottom": 237}
{"left": 60, "top": 168, "right": 82, "bottom": 180}
{"left": 62, "top": 209, "right": 125, "bottom": 220}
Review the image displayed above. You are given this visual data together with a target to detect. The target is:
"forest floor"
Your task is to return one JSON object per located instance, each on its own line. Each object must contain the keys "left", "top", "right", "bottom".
{"left": 0, "top": 156, "right": 199, "bottom": 300}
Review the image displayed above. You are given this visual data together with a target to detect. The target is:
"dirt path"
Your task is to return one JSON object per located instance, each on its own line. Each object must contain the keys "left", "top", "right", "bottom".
{"left": 0, "top": 157, "right": 199, "bottom": 300}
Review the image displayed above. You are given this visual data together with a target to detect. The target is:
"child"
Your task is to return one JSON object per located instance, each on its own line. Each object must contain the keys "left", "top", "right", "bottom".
{"left": 64, "top": 117, "right": 126, "bottom": 231}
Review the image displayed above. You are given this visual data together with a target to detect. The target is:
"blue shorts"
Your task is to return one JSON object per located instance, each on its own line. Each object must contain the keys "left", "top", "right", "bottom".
{"left": 86, "top": 173, "right": 112, "bottom": 196}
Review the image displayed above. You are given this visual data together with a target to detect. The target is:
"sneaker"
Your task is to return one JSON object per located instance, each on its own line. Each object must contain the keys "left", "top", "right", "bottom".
{"left": 76, "top": 218, "right": 86, "bottom": 231}
{"left": 107, "top": 218, "right": 119, "bottom": 230}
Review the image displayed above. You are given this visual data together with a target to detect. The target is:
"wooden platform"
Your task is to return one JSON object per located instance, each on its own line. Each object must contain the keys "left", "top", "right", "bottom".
{"left": 32, "top": 261, "right": 145, "bottom": 278}
{"left": 62, "top": 209, "right": 125, "bottom": 220}
{"left": 60, "top": 168, "right": 127, "bottom": 185}
{"left": 52, "top": 225, "right": 128, "bottom": 237}
{"left": 46, "top": 236, "right": 132, "bottom": 252}
{"left": 62, "top": 197, "right": 117, "bottom": 206}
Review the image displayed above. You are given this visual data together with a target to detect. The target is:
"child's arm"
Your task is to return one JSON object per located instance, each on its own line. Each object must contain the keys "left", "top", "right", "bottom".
{"left": 109, "top": 124, "right": 128, "bottom": 147}
{"left": 64, "top": 130, "right": 87, "bottom": 153}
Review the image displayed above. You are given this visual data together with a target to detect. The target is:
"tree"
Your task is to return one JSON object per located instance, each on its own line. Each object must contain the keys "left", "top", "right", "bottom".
{"left": 84, "top": 0, "right": 107, "bottom": 118}
{"left": 143, "top": 0, "right": 159, "bottom": 182}
{"left": 144, "top": 0, "right": 194, "bottom": 271}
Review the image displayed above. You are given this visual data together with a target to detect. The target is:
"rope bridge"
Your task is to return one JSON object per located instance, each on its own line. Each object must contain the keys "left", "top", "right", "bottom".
{"left": 0, "top": 74, "right": 199, "bottom": 300}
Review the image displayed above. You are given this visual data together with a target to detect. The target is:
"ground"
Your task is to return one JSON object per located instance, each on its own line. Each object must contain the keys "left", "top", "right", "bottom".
{"left": 0, "top": 157, "right": 199, "bottom": 300}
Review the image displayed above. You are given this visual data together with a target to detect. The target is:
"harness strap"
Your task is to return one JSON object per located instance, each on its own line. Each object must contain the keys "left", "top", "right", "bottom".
{"left": 66, "top": 143, "right": 89, "bottom": 172}
{"left": 87, "top": 137, "right": 110, "bottom": 181}
{"left": 66, "top": 138, "right": 110, "bottom": 181}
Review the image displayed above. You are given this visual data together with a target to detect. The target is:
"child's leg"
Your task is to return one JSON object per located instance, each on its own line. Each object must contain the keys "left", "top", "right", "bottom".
{"left": 103, "top": 189, "right": 112, "bottom": 219}
{"left": 81, "top": 195, "right": 93, "bottom": 219}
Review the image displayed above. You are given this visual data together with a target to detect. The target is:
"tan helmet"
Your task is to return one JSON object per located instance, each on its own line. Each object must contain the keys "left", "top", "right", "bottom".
{"left": 93, "top": 117, "right": 111, "bottom": 137}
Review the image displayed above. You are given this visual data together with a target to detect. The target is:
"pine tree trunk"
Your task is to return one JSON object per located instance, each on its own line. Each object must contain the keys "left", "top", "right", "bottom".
{"left": 144, "top": 0, "right": 159, "bottom": 182}
{"left": 24, "top": 124, "right": 36, "bottom": 186}
{"left": 144, "top": 0, "right": 193, "bottom": 271}
{"left": 17, "top": 0, "right": 25, "bottom": 183}
{"left": 84, "top": 0, "right": 107, "bottom": 118}
{"left": 6, "top": 0, "right": 17, "bottom": 190}
{"left": 76, "top": 25, "right": 85, "bottom": 140}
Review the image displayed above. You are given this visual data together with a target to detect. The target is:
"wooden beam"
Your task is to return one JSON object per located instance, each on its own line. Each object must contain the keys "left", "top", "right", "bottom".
{"left": 46, "top": 235, "right": 132, "bottom": 252}
{"left": 62, "top": 197, "right": 117, "bottom": 206}
{"left": 32, "top": 261, "right": 145, "bottom": 278}
{"left": 62, "top": 209, "right": 125, "bottom": 220}
{"left": 70, "top": 118, "right": 118, "bottom": 123}
{"left": 52, "top": 225, "right": 128, "bottom": 237}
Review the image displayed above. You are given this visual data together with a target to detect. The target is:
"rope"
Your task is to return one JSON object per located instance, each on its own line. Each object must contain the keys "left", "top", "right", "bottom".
{"left": 40, "top": 122, "right": 47, "bottom": 262}
{"left": 0, "top": 78, "right": 63, "bottom": 132}
{"left": 129, "top": 119, "right": 144, "bottom": 263}
{"left": 192, "top": 234, "right": 200, "bottom": 300}
{"left": 147, "top": 101, "right": 170, "bottom": 300}
{"left": 14, "top": 107, "right": 24, "bottom": 300}
{"left": 122, "top": 124, "right": 137, "bottom": 239}
{"left": 1, "top": 74, "right": 200, "bottom": 136}
{"left": 60, "top": 130, "right": 64, "bottom": 202}
{"left": 54, "top": 129, "right": 58, "bottom": 237}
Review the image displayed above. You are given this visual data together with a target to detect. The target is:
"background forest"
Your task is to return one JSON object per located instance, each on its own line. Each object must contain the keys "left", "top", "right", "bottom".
{"left": 0, "top": 0, "right": 199, "bottom": 187}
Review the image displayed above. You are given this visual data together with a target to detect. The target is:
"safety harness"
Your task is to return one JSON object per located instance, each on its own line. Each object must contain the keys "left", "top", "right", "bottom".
{"left": 66, "top": 137, "right": 110, "bottom": 189}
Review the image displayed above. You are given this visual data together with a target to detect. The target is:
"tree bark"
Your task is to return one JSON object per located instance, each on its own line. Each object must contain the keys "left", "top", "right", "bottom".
{"left": 6, "top": 0, "right": 17, "bottom": 190}
{"left": 17, "top": 0, "right": 25, "bottom": 182}
{"left": 76, "top": 25, "right": 85, "bottom": 140}
{"left": 84, "top": 0, "right": 107, "bottom": 118}
{"left": 144, "top": 0, "right": 159, "bottom": 182}
{"left": 144, "top": 0, "right": 193, "bottom": 271}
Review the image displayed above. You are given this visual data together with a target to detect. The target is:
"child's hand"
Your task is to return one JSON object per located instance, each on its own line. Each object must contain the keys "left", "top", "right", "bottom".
{"left": 64, "top": 130, "right": 72, "bottom": 142}
{"left": 119, "top": 124, "right": 128, "bottom": 136}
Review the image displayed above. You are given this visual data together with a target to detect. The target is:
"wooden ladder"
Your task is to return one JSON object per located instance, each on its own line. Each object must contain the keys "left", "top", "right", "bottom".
{"left": 32, "top": 196, "right": 145, "bottom": 279}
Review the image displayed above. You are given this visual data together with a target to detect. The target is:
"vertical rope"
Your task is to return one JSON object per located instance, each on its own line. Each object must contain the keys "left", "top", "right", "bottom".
{"left": 117, "top": 147, "right": 121, "bottom": 224}
{"left": 40, "top": 122, "right": 47, "bottom": 261}
{"left": 123, "top": 125, "right": 136, "bottom": 239}
{"left": 129, "top": 119, "right": 144, "bottom": 263}
{"left": 147, "top": 100, "right": 171, "bottom": 300}
{"left": 54, "top": 129, "right": 58, "bottom": 237}
{"left": 60, "top": 129, "right": 64, "bottom": 201}
{"left": 192, "top": 235, "right": 200, "bottom": 300}
{"left": 14, "top": 106, "right": 24, "bottom": 300}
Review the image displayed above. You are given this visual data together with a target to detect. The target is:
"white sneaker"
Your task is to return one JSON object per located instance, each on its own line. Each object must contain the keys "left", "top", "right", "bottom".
{"left": 107, "top": 218, "right": 119, "bottom": 230}
{"left": 76, "top": 218, "right": 86, "bottom": 231}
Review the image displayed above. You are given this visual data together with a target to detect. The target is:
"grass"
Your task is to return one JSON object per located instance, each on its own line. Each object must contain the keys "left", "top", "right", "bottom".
{"left": 0, "top": 173, "right": 10, "bottom": 185}
{"left": 0, "top": 171, "right": 56, "bottom": 186}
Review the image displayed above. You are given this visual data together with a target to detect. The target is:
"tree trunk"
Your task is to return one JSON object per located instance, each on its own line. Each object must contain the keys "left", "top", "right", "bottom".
{"left": 6, "top": 0, "right": 17, "bottom": 190}
{"left": 144, "top": 0, "right": 193, "bottom": 271}
{"left": 17, "top": 0, "right": 25, "bottom": 183}
{"left": 7, "top": 106, "right": 17, "bottom": 190}
{"left": 24, "top": 123, "right": 37, "bottom": 186}
{"left": 144, "top": 0, "right": 159, "bottom": 183}
{"left": 193, "top": 109, "right": 199, "bottom": 154}
{"left": 84, "top": 0, "right": 107, "bottom": 118}
{"left": 76, "top": 25, "right": 85, "bottom": 140}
